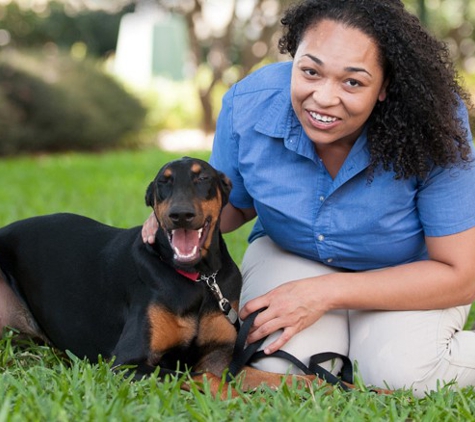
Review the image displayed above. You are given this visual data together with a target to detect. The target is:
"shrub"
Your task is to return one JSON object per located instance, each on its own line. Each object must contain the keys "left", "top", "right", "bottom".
{"left": 0, "top": 51, "right": 147, "bottom": 154}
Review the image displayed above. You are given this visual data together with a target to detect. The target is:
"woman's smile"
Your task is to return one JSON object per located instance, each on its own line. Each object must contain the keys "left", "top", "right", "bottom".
{"left": 307, "top": 109, "right": 340, "bottom": 128}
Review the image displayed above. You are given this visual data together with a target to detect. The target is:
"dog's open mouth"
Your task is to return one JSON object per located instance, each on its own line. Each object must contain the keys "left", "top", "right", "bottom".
{"left": 167, "top": 219, "right": 211, "bottom": 264}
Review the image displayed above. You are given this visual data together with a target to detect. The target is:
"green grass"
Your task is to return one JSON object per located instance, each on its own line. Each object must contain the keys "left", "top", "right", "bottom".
{"left": 1, "top": 149, "right": 475, "bottom": 421}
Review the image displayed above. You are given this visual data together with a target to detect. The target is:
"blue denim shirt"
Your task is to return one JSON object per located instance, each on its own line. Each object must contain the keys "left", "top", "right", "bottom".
{"left": 210, "top": 62, "right": 475, "bottom": 271}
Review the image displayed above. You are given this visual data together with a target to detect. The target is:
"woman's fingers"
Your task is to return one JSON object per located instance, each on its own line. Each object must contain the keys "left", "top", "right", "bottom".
{"left": 246, "top": 307, "right": 300, "bottom": 347}
{"left": 240, "top": 294, "right": 270, "bottom": 321}
{"left": 142, "top": 212, "right": 158, "bottom": 244}
{"left": 263, "top": 328, "right": 296, "bottom": 355}
{"left": 240, "top": 279, "right": 326, "bottom": 353}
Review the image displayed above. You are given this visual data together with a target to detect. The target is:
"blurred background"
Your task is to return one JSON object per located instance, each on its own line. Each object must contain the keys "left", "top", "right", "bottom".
{"left": 0, "top": 0, "right": 474, "bottom": 154}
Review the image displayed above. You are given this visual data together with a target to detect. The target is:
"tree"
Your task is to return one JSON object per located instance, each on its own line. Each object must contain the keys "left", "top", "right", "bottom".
{"left": 157, "top": 0, "right": 292, "bottom": 132}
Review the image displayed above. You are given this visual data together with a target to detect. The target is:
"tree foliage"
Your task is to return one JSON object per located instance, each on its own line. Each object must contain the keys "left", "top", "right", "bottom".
{"left": 155, "top": 0, "right": 292, "bottom": 131}
{"left": 0, "top": 1, "right": 133, "bottom": 56}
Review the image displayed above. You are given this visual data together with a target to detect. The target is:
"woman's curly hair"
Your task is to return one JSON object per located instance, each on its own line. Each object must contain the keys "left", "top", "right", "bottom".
{"left": 279, "top": 0, "right": 473, "bottom": 180}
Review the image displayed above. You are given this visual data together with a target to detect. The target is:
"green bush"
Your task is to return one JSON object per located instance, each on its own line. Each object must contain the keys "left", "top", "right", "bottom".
{"left": 0, "top": 51, "right": 147, "bottom": 154}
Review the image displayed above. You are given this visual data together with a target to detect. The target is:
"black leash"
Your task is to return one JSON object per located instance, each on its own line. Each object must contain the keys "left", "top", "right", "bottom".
{"left": 226, "top": 308, "right": 353, "bottom": 391}
{"left": 226, "top": 308, "right": 268, "bottom": 380}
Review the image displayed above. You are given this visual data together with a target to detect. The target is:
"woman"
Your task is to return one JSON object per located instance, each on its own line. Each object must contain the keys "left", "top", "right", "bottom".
{"left": 144, "top": 0, "right": 475, "bottom": 396}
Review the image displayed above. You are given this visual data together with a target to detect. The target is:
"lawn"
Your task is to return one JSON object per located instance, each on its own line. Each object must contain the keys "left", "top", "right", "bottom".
{"left": 1, "top": 149, "right": 475, "bottom": 421}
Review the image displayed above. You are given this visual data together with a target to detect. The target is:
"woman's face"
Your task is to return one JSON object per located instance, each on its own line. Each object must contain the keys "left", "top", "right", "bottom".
{"left": 291, "top": 19, "right": 388, "bottom": 150}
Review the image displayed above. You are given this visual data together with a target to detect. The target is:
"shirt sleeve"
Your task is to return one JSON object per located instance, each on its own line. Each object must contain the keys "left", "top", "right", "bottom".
{"left": 209, "top": 86, "right": 254, "bottom": 209}
{"left": 417, "top": 102, "right": 475, "bottom": 237}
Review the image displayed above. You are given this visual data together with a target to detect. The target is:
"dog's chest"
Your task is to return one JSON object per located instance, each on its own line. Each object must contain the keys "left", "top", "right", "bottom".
{"left": 145, "top": 300, "right": 237, "bottom": 366}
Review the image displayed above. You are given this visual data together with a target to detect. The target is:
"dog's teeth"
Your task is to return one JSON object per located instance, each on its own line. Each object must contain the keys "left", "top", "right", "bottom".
{"left": 173, "top": 246, "right": 198, "bottom": 260}
{"left": 197, "top": 228, "right": 203, "bottom": 239}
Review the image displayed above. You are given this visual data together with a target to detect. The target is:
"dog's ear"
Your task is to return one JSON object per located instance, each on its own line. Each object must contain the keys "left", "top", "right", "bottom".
{"left": 145, "top": 182, "right": 155, "bottom": 207}
{"left": 218, "top": 172, "right": 232, "bottom": 207}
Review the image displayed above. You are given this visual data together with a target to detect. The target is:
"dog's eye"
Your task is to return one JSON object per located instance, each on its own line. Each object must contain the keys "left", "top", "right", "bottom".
{"left": 196, "top": 174, "right": 211, "bottom": 182}
{"left": 158, "top": 177, "right": 172, "bottom": 185}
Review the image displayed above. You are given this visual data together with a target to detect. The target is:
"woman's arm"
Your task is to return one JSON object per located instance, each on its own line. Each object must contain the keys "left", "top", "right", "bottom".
{"left": 220, "top": 203, "right": 256, "bottom": 233}
{"left": 240, "top": 226, "right": 475, "bottom": 354}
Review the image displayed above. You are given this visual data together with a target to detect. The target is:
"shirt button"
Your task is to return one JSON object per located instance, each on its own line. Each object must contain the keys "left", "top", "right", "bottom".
{"left": 317, "top": 234, "right": 325, "bottom": 242}
{"left": 327, "top": 258, "right": 333, "bottom": 263}
{"left": 319, "top": 196, "right": 325, "bottom": 202}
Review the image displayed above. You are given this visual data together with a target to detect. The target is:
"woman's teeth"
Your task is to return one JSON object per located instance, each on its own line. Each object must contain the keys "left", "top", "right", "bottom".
{"left": 309, "top": 111, "right": 337, "bottom": 123}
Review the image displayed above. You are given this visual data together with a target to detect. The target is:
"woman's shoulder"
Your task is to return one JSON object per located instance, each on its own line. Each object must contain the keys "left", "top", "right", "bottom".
{"left": 232, "top": 61, "right": 292, "bottom": 96}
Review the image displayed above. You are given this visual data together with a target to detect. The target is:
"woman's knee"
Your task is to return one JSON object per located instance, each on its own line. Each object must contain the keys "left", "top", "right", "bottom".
{"left": 349, "top": 307, "right": 475, "bottom": 396}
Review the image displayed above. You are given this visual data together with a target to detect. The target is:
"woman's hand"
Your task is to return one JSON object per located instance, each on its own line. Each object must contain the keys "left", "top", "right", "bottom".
{"left": 142, "top": 212, "right": 158, "bottom": 244}
{"left": 239, "top": 278, "right": 329, "bottom": 355}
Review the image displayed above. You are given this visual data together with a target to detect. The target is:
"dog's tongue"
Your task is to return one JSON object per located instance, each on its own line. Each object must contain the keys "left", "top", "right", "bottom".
{"left": 171, "top": 228, "right": 200, "bottom": 261}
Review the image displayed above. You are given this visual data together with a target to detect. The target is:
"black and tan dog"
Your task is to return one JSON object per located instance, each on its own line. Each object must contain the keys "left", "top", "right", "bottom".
{"left": 0, "top": 157, "right": 382, "bottom": 396}
{"left": 0, "top": 157, "right": 245, "bottom": 391}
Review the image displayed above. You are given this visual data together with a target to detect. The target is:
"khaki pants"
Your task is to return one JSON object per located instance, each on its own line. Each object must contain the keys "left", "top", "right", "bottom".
{"left": 240, "top": 236, "right": 475, "bottom": 397}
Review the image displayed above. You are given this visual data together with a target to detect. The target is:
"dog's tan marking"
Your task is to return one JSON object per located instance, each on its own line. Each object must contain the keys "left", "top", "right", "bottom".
{"left": 198, "top": 190, "right": 223, "bottom": 255}
{"left": 148, "top": 305, "right": 197, "bottom": 353}
{"left": 163, "top": 168, "right": 173, "bottom": 178}
{"left": 153, "top": 201, "right": 169, "bottom": 222}
{"left": 197, "top": 308, "right": 238, "bottom": 346}
{"left": 191, "top": 163, "right": 202, "bottom": 173}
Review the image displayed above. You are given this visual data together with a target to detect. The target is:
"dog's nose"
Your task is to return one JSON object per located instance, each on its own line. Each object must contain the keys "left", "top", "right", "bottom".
{"left": 168, "top": 207, "right": 196, "bottom": 225}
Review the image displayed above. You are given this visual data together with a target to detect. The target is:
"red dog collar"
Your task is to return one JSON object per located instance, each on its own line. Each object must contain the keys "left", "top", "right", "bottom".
{"left": 176, "top": 268, "right": 200, "bottom": 281}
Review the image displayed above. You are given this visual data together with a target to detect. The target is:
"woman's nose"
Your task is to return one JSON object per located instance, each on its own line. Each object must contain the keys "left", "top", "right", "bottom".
{"left": 312, "top": 80, "right": 341, "bottom": 107}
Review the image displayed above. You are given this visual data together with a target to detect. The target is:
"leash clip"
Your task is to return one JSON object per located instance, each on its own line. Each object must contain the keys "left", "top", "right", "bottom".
{"left": 200, "top": 272, "right": 238, "bottom": 326}
{"left": 220, "top": 300, "right": 239, "bottom": 325}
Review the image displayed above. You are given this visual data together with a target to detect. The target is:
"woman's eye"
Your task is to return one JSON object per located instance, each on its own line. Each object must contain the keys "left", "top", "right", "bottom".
{"left": 346, "top": 79, "right": 362, "bottom": 88}
{"left": 303, "top": 68, "right": 318, "bottom": 77}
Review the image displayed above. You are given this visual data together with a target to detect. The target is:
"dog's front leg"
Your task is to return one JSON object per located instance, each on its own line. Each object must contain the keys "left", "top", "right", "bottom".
{"left": 187, "top": 344, "right": 240, "bottom": 399}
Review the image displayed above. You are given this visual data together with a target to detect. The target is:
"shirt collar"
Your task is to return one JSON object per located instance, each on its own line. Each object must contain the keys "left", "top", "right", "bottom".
{"left": 254, "top": 87, "right": 293, "bottom": 138}
{"left": 254, "top": 87, "right": 371, "bottom": 182}
{"left": 333, "top": 128, "right": 371, "bottom": 187}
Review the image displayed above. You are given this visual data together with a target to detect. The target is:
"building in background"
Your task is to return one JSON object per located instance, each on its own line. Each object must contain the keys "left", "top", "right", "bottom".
{"left": 114, "top": 0, "right": 190, "bottom": 87}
